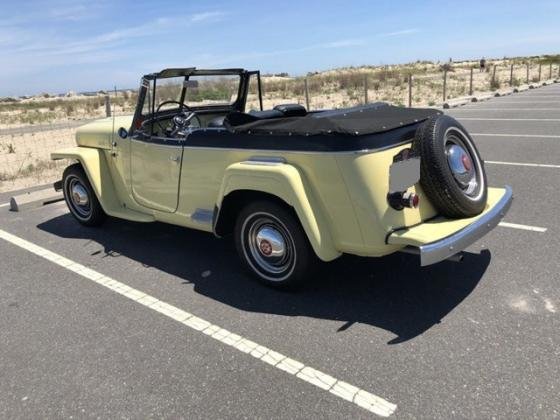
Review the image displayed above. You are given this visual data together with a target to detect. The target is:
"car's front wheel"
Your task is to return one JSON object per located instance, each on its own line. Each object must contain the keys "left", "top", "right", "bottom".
{"left": 234, "top": 200, "right": 316, "bottom": 289}
{"left": 62, "top": 164, "right": 106, "bottom": 227}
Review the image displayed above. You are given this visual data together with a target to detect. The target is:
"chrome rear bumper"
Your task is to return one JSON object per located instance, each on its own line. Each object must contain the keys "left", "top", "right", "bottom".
{"left": 411, "top": 185, "right": 513, "bottom": 266}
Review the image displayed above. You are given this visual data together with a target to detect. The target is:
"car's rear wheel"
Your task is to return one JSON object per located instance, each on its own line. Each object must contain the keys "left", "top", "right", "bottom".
{"left": 414, "top": 115, "right": 487, "bottom": 218}
{"left": 234, "top": 200, "right": 316, "bottom": 289}
{"left": 62, "top": 164, "right": 106, "bottom": 226}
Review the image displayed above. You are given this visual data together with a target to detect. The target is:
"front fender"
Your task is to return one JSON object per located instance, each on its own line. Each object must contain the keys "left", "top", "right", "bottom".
{"left": 216, "top": 160, "right": 340, "bottom": 262}
{"left": 51, "top": 147, "right": 153, "bottom": 222}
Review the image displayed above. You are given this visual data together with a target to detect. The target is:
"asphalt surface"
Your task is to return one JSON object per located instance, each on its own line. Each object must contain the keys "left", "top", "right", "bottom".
{"left": 1, "top": 84, "right": 560, "bottom": 418}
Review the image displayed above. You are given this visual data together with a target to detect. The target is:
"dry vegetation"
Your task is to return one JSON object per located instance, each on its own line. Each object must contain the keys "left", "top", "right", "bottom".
{"left": 246, "top": 55, "right": 560, "bottom": 110}
{"left": 1, "top": 55, "right": 558, "bottom": 192}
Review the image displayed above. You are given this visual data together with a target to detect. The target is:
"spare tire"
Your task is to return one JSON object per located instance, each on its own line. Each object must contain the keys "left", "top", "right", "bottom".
{"left": 413, "top": 115, "right": 487, "bottom": 218}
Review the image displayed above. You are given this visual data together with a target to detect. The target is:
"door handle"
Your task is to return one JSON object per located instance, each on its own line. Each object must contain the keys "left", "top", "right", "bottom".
{"left": 169, "top": 155, "right": 180, "bottom": 162}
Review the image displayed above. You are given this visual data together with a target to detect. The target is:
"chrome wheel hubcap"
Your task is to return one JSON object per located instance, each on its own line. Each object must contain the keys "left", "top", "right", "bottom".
{"left": 66, "top": 177, "right": 91, "bottom": 218}
{"left": 243, "top": 214, "right": 295, "bottom": 280}
{"left": 256, "top": 227, "right": 286, "bottom": 258}
{"left": 445, "top": 132, "right": 479, "bottom": 196}
{"left": 71, "top": 183, "right": 89, "bottom": 206}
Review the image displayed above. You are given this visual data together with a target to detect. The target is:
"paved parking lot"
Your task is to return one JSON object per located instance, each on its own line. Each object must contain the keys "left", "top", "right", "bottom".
{"left": 1, "top": 84, "right": 559, "bottom": 418}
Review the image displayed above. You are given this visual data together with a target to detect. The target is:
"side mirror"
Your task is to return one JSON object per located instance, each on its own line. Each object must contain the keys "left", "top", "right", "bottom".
{"left": 117, "top": 127, "right": 128, "bottom": 139}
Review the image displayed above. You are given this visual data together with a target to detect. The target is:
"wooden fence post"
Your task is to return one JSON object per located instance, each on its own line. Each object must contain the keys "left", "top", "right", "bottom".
{"left": 538, "top": 63, "right": 542, "bottom": 81}
{"left": 526, "top": 63, "right": 530, "bottom": 84}
{"left": 408, "top": 74, "right": 412, "bottom": 107}
{"left": 442, "top": 70, "right": 447, "bottom": 102}
{"left": 104, "top": 95, "right": 111, "bottom": 117}
{"left": 510, "top": 64, "right": 514, "bottom": 86}
{"left": 492, "top": 65, "right": 497, "bottom": 86}
{"left": 364, "top": 75, "right": 368, "bottom": 104}
{"left": 469, "top": 68, "right": 473, "bottom": 96}
{"left": 549, "top": 63, "right": 553, "bottom": 79}
{"left": 304, "top": 78, "right": 310, "bottom": 110}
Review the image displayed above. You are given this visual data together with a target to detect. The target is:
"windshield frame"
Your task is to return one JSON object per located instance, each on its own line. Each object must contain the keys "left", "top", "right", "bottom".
{"left": 130, "top": 68, "right": 262, "bottom": 137}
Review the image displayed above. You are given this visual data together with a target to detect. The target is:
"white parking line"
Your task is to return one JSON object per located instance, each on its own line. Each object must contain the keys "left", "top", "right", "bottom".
{"left": 485, "top": 160, "right": 560, "bottom": 169}
{"left": 480, "top": 101, "right": 560, "bottom": 104}
{"left": 499, "top": 222, "right": 547, "bottom": 233}
{"left": 0, "top": 203, "right": 9, "bottom": 208}
{"left": 472, "top": 133, "right": 560, "bottom": 139}
{"left": 458, "top": 118, "right": 560, "bottom": 121}
{"left": 509, "top": 95, "right": 560, "bottom": 97}
{"left": 0, "top": 228, "right": 397, "bottom": 417}
{"left": 448, "top": 108, "right": 560, "bottom": 111}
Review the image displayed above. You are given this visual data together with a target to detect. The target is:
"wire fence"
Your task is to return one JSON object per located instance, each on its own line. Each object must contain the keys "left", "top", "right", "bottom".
{"left": 246, "top": 61, "right": 560, "bottom": 110}
{"left": 0, "top": 89, "right": 139, "bottom": 193}
{"left": 1, "top": 60, "right": 559, "bottom": 193}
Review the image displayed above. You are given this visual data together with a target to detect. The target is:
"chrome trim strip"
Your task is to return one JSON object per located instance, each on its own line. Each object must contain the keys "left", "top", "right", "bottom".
{"left": 417, "top": 185, "right": 513, "bottom": 266}
{"left": 248, "top": 156, "right": 287, "bottom": 163}
{"left": 191, "top": 208, "right": 213, "bottom": 224}
{"left": 242, "top": 156, "right": 287, "bottom": 166}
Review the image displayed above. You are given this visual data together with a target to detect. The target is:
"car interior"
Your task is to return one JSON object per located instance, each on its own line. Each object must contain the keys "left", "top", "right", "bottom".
{"left": 134, "top": 69, "right": 311, "bottom": 139}
{"left": 140, "top": 103, "right": 309, "bottom": 139}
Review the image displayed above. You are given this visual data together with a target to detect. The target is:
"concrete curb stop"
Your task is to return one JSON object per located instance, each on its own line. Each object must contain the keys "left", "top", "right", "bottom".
{"left": 442, "top": 96, "right": 473, "bottom": 109}
{"left": 9, "top": 188, "right": 64, "bottom": 212}
{"left": 440, "top": 78, "right": 554, "bottom": 110}
{"left": 473, "top": 94, "right": 494, "bottom": 102}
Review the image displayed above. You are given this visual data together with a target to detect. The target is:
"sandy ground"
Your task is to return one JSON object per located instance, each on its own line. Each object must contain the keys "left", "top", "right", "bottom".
{"left": 0, "top": 127, "right": 76, "bottom": 193}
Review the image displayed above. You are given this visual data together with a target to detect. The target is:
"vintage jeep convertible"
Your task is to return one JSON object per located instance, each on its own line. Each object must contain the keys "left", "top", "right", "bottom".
{"left": 52, "top": 68, "right": 512, "bottom": 288}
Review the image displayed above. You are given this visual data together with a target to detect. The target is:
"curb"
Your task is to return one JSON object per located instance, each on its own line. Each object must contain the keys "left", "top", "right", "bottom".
{"left": 442, "top": 98, "right": 472, "bottom": 109}
{"left": 9, "top": 187, "right": 63, "bottom": 212}
{"left": 441, "top": 78, "right": 556, "bottom": 109}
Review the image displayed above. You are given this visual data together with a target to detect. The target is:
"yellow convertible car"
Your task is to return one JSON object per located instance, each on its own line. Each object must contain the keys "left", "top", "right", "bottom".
{"left": 52, "top": 68, "right": 512, "bottom": 289}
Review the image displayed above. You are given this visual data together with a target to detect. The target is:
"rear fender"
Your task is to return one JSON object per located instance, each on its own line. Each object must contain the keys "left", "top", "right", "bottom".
{"left": 216, "top": 160, "right": 340, "bottom": 261}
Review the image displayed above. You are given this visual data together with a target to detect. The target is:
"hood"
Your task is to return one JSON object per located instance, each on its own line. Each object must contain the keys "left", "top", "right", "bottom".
{"left": 76, "top": 115, "right": 134, "bottom": 149}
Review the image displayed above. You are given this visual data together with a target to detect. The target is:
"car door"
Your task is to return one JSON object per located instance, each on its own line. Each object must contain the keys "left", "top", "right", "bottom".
{"left": 130, "top": 134, "right": 183, "bottom": 213}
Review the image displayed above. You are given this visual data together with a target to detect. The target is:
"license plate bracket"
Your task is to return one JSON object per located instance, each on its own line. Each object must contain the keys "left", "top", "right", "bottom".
{"left": 389, "top": 157, "right": 420, "bottom": 192}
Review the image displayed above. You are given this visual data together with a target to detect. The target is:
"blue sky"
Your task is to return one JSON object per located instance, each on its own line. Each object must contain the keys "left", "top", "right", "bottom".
{"left": 2, "top": 0, "right": 559, "bottom": 96}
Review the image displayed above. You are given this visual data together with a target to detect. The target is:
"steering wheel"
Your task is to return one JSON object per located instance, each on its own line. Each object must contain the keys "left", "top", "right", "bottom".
{"left": 155, "top": 100, "right": 201, "bottom": 136}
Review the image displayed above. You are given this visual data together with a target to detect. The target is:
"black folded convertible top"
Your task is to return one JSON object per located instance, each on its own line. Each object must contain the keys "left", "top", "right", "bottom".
{"left": 225, "top": 103, "right": 441, "bottom": 136}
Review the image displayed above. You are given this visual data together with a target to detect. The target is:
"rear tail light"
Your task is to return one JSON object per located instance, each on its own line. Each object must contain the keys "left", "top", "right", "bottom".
{"left": 403, "top": 192, "right": 420, "bottom": 208}
{"left": 387, "top": 191, "right": 419, "bottom": 210}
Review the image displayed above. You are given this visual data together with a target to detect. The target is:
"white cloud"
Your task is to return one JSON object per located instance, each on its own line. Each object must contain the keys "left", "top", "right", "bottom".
{"left": 321, "top": 39, "right": 366, "bottom": 48}
{"left": 380, "top": 28, "right": 419, "bottom": 37}
{"left": 49, "top": 4, "right": 90, "bottom": 21}
{"left": 0, "top": 10, "right": 228, "bottom": 61}
{"left": 190, "top": 11, "right": 226, "bottom": 23}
